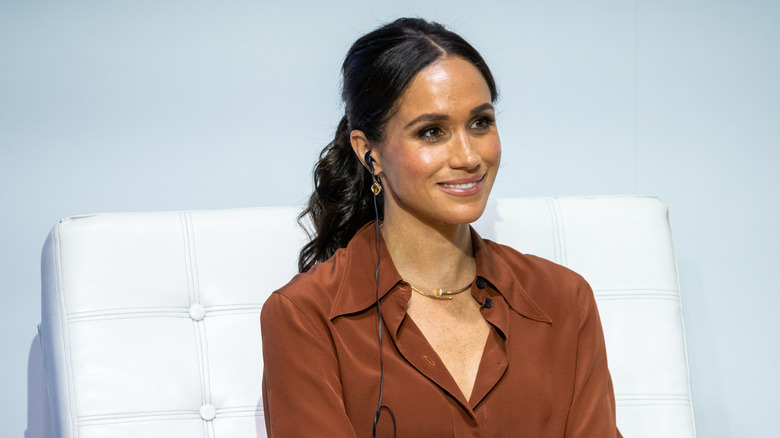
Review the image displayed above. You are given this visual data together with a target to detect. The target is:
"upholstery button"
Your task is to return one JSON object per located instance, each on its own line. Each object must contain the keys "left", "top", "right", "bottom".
{"left": 199, "top": 404, "right": 217, "bottom": 421}
{"left": 476, "top": 278, "right": 486, "bottom": 289}
{"left": 484, "top": 297, "right": 493, "bottom": 308}
{"left": 189, "top": 304, "right": 206, "bottom": 321}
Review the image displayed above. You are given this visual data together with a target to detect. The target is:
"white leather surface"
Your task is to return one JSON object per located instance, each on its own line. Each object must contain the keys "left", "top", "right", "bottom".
{"left": 40, "top": 197, "right": 696, "bottom": 437}
{"left": 41, "top": 208, "right": 306, "bottom": 438}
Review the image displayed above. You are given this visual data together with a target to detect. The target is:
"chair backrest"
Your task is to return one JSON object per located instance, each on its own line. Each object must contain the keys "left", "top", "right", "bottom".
{"left": 40, "top": 196, "right": 696, "bottom": 437}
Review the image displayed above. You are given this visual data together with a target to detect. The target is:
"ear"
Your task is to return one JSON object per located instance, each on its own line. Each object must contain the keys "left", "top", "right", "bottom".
{"left": 350, "top": 130, "right": 382, "bottom": 174}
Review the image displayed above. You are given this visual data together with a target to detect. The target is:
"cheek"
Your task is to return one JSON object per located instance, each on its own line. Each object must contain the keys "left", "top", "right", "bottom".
{"left": 391, "top": 148, "right": 442, "bottom": 181}
{"left": 481, "top": 136, "right": 502, "bottom": 166}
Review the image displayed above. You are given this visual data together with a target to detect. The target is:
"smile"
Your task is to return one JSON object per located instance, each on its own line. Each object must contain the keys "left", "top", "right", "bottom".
{"left": 441, "top": 181, "right": 479, "bottom": 189}
{"left": 437, "top": 174, "right": 487, "bottom": 197}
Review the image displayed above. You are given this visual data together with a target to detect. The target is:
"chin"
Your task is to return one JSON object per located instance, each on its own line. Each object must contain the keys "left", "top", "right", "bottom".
{"left": 440, "top": 203, "right": 489, "bottom": 225}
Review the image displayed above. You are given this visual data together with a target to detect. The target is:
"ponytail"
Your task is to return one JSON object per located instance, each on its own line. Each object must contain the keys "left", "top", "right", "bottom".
{"left": 297, "top": 116, "right": 383, "bottom": 272}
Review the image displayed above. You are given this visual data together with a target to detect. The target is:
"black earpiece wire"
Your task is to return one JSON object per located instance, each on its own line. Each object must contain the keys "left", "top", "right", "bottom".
{"left": 368, "top": 152, "right": 396, "bottom": 438}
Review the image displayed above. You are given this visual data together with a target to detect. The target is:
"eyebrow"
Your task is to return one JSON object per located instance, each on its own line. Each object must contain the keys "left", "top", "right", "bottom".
{"left": 403, "top": 103, "right": 495, "bottom": 129}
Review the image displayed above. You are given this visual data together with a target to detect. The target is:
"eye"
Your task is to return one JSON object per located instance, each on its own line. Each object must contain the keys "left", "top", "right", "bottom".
{"left": 418, "top": 126, "right": 445, "bottom": 142}
{"left": 470, "top": 115, "right": 496, "bottom": 132}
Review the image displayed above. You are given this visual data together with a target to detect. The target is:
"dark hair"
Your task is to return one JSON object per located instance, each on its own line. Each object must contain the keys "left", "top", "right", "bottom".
{"left": 297, "top": 17, "right": 498, "bottom": 272}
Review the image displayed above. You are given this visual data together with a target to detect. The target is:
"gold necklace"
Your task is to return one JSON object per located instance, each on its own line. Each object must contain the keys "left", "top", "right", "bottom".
{"left": 410, "top": 281, "right": 473, "bottom": 300}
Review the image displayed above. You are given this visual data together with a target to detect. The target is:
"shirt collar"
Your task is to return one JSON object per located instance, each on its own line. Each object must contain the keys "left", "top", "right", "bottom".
{"left": 328, "top": 221, "right": 403, "bottom": 320}
{"left": 328, "top": 222, "right": 552, "bottom": 324}
{"left": 471, "top": 228, "right": 552, "bottom": 324}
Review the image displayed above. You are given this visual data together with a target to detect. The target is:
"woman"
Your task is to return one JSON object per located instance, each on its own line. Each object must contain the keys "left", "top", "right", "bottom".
{"left": 261, "top": 18, "right": 622, "bottom": 437}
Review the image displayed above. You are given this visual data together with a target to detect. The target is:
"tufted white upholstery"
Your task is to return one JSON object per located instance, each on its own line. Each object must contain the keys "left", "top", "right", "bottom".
{"left": 40, "top": 196, "right": 696, "bottom": 437}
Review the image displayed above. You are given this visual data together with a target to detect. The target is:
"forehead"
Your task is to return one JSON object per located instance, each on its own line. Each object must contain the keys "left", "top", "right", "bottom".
{"left": 393, "top": 56, "right": 492, "bottom": 119}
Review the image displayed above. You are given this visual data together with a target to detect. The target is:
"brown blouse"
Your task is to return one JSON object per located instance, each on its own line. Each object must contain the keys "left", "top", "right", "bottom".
{"left": 261, "top": 223, "right": 622, "bottom": 437}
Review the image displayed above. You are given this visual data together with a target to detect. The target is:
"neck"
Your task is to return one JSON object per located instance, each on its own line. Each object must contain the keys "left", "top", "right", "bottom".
{"left": 381, "top": 211, "right": 476, "bottom": 292}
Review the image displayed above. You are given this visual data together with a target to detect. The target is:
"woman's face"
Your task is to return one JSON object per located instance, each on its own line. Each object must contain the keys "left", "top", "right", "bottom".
{"left": 372, "top": 56, "right": 501, "bottom": 227}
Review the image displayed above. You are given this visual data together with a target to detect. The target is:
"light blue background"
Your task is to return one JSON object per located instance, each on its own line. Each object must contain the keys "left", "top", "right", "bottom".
{"left": 2, "top": 1, "right": 778, "bottom": 436}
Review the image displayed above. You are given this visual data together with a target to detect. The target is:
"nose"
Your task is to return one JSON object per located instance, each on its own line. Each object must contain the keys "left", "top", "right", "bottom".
{"left": 449, "top": 131, "right": 481, "bottom": 170}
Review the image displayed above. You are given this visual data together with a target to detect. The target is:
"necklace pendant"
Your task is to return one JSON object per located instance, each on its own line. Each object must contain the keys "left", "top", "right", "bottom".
{"left": 409, "top": 281, "right": 472, "bottom": 300}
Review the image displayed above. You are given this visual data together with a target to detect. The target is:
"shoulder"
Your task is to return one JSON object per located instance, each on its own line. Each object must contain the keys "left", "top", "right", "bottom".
{"left": 479, "top": 238, "right": 594, "bottom": 321}
{"left": 262, "top": 221, "right": 387, "bottom": 330}
{"left": 278, "top": 248, "right": 348, "bottom": 301}
{"left": 483, "top": 238, "right": 588, "bottom": 290}
{"left": 260, "top": 246, "right": 349, "bottom": 330}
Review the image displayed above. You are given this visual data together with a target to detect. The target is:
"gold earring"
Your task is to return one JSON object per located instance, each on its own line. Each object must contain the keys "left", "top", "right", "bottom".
{"left": 371, "top": 175, "right": 382, "bottom": 195}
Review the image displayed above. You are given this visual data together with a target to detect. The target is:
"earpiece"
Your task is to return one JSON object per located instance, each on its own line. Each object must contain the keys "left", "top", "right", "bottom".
{"left": 366, "top": 147, "right": 396, "bottom": 436}
{"left": 365, "top": 151, "right": 375, "bottom": 173}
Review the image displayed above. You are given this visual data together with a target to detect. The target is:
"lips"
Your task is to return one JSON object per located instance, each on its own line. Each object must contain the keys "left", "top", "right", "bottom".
{"left": 437, "top": 174, "right": 486, "bottom": 196}
{"left": 439, "top": 173, "right": 485, "bottom": 187}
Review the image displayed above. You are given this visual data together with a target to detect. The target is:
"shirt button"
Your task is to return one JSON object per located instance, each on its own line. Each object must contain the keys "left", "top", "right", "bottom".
{"left": 476, "top": 278, "right": 486, "bottom": 289}
{"left": 484, "top": 297, "right": 493, "bottom": 308}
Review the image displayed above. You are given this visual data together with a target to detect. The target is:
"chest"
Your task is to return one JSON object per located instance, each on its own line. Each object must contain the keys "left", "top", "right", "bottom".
{"left": 330, "top": 291, "right": 576, "bottom": 437}
{"left": 406, "top": 293, "right": 491, "bottom": 401}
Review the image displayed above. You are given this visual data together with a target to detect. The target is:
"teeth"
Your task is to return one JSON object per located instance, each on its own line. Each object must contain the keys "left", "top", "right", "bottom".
{"left": 442, "top": 181, "right": 478, "bottom": 189}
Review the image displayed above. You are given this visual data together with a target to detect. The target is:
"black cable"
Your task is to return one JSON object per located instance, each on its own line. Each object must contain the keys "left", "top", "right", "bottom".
{"left": 370, "top": 192, "right": 396, "bottom": 438}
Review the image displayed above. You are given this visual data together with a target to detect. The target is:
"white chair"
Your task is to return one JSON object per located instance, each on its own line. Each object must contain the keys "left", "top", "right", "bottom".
{"left": 39, "top": 196, "right": 696, "bottom": 437}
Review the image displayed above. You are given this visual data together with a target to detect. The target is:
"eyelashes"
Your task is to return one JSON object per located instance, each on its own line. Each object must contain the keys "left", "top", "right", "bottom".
{"left": 470, "top": 115, "right": 496, "bottom": 131}
{"left": 418, "top": 126, "right": 445, "bottom": 141}
{"left": 416, "top": 115, "right": 496, "bottom": 142}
